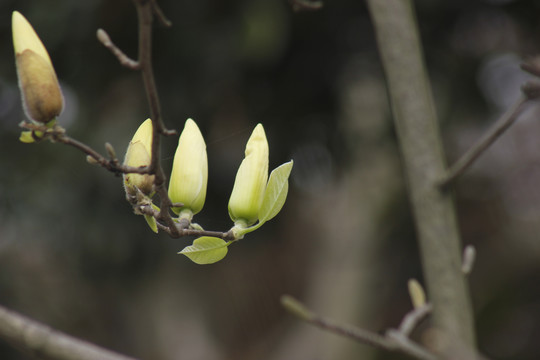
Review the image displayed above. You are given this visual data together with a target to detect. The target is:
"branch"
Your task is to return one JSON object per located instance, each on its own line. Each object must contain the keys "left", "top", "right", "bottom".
{"left": 20, "top": 122, "right": 150, "bottom": 176}
{"left": 150, "top": 0, "right": 172, "bottom": 27}
{"left": 281, "top": 295, "right": 438, "bottom": 360}
{"left": 131, "top": 0, "right": 179, "bottom": 236}
{"left": 99, "top": 0, "right": 179, "bottom": 236}
{"left": 439, "top": 97, "right": 530, "bottom": 188}
{"left": 366, "top": 0, "right": 476, "bottom": 346}
{"left": 136, "top": 204, "right": 236, "bottom": 240}
{"left": 0, "top": 303, "right": 138, "bottom": 360}
{"left": 96, "top": 29, "right": 140, "bottom": 70}
{"left": 398, "top": 304, "right": 432, "bottom": 337}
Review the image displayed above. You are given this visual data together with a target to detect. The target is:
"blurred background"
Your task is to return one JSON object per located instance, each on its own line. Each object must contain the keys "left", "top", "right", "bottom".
{"left": 1, "top": 0, "right": 540, "bottom": 359}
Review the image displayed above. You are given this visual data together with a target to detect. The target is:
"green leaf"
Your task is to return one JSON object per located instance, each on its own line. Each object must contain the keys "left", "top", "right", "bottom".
{"left": 231, "top": 160, "right": 293, "bottom": 239}
{"left": 259, "top": 160, "right": 293, "bottom": 223}
{"left": 19, "top": 131, "right": 35, "bottom": 143}
{"left": 231, "top": 160, "right": 293, "bottom": 238}
{"left": 179, "top": 237, "right": 229, "bottom": 264}
{"left": 144, "top": 214, "right": 158, "bottom": 233}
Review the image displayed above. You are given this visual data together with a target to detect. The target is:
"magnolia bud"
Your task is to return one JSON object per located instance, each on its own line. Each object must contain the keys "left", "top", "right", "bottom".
{"left": 168, "top": 119, "right": 208, "bottom": 218}
{"left": 228, "top": 124, "right": 269, "bottom": 226}
{"left": 123, "top": 119, "right": 154, "bottom": 196}
{"left": 12, "top": 11, "right": 63, "bottom": 123}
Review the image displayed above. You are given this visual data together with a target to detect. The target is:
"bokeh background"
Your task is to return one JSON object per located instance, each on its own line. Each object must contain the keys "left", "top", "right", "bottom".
{"left": 1, "top": 0, "right": 540, "bottom": 359}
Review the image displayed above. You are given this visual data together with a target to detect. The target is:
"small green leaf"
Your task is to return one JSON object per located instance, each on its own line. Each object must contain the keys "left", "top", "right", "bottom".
{"left": 259, "top": 160, "right": 293, "bottom": 223}
{"left": 230, "top": 161, "right": 293, "bottom": 238}
{"left": 179, "top": 237, "right": 229, "bottom": 264}
{"left": 19, "top": 131, "right": 35, "bottom": 143}
{"left": 144, "top": 214, "right": 158, "bottom": 233}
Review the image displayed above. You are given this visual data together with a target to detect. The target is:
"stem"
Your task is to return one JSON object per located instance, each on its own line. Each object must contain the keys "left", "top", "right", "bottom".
{"left": 133, "top": 0, "right": 179, "bottom": 236}
{"left": 281, "top": 295, "right": 438, "bottom": 360}
{"left": 439, "top": 97, "right": 529, "bottom": 188}
{"left": 136, "top": 204, "right": 236, "bottom": 240}
{"left": 96, "top": 29, "right": 140, "bottom": 69}
{"left": 0, "top": 303, "right": 137, "bottom": 360}
{"left": 366, "top": 0, "right": 476, "bottom": 346}
{"left": 20, "top": 122, "right": 150, "bottom": 175}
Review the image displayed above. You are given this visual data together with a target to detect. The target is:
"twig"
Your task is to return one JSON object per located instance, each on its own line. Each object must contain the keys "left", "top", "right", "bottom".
{"left": 20, "top": 122, "right": 150, "bottom": 176}
{"left": 100, "top": 0, "right": 179, "bottom": 236}
{"left": 398, "top": 304, "right": 432, "bottom": 337}
{"left": 150, "top": 0, "right": 172, "bottom": 27}
{"left": 136, "top": 204, "right": 235, "bottom": 240}
{"left": 281, "top": 295, "right": 393, "bottom": 350}
{"left": 385, "top": 329, "right": 439, "bottom": 360}
{"left": 0, "top": 303, "right": 138, "bottom": 360}
{"left": 96, "top": 29, "right": 140, "bottom": 70}
{"left": 439, "top": 98, "right": 529, "bottom": 188}
{"left": 281, "top": 295, "right": 439, "bottom": 360}
{"left": 179, "top": 228, "right": 235, "bottom": 240}
{"left": 131, "top": 0, "right": 179, "bottom": 236}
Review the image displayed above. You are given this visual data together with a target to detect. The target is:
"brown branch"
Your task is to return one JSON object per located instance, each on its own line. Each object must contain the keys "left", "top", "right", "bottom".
{"left": 179, "top": 228, "right": 235, "bottom": 240}
{"left": 20, "top": 122, "right": 150, "bottom": 176}
{"left": 150, "top": 0, "right": 172, "bottom": 27}
{"left": 55, "top": 135, "right": 149, "bottom": 175}
{"left": 439, "top": 97, "right": 530, "bottom": 188}
{"left": 0, "top": 303, "right": 138, "bottom": 360}
{"left": 136, "top": 203, "right": 236, "bottom": 240}
{"left": 281, "top": 295, "right": 439, "bottom": 360}
{"left": 99, "top": 0, "right": 178, "bottom": 236}
{"left": 96, "top": 29, "right": 140, "bottom": 70}
{"left": 131, "top": 0, "right": 180, "bottom": 237}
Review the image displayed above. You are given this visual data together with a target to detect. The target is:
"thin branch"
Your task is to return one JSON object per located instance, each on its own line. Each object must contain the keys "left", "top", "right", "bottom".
{"left": 20, "top": 122, "right": 150, "bottom": 175}
{"left": 439, "top": 97, "right": 529, "bottom": 188}
{"left": 136, "top": 203, "right": 236, "bottom": 240}
{"left": 281, "top": 295, "right": 392, "bottom": 350}
{"left": 398, "top": 304, "right": 432, "bottom": 337}
{"left": 0, "top": 303, "right": 138, "bottom": 360}
{"left": 281, "top": 295, "right": 439, "bottom": 360}
{"left": 132, "top": 0, "right": 180, "bottom": 237}
{"left": 97, "top": 0, "right": 178, "bottom": 236}
{"left": 386, "top": 329, "right": 439, "bottom": 360}
{"left": 179, "top": 228, "right": 235, "bottom": 240}
{"left": 96, "top": 29, "right": 140, "bottom": 70}
{"left": 150, "top": 0, "right": 172, "bottom": 27}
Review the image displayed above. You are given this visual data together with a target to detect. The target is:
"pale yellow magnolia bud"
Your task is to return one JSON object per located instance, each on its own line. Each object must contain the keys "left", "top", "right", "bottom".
{"left": 12, "top": 11, "right": 63, "bottom": 123}
{"left": 168, "top": 119, "right": 208, "bottom": 217}
{"left": 228, "top": 124, "right": 269, "bottom": 226}
{"left": 123, "top": 119, "right": 154, "bottom": 196}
